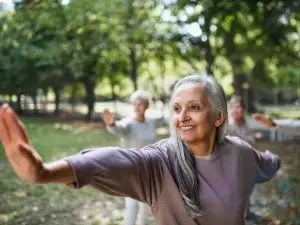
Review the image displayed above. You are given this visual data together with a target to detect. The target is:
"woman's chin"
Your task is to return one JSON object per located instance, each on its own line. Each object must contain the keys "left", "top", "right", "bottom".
{"left": 179, "top": 135, "right": 194, "bottom": 143}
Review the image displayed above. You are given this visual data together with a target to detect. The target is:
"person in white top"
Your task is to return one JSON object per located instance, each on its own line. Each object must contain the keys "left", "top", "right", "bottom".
{"left": 102, "top": 90, "right": 165, "bottom": 225}
{"left": 228, "top": 96, "right": 255, "bottom": 146}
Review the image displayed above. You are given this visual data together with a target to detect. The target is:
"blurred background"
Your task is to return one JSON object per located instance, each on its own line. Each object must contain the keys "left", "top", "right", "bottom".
{"left": 0, "top": 0, "right": 300, "bottom": 224}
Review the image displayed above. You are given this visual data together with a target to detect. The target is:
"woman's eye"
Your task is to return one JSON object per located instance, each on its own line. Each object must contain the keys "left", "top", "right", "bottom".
{"left": 173, "top": 106, "right": 181, "bottom": 113}
{"left": 190, "top": 105, "right": 200, "bottom": 110}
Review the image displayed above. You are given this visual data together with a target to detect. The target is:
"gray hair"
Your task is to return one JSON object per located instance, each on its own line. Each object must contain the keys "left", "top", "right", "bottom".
{"left": 169, "top": 74, "right": 228, "bottom": 219}
{"left": 130, "top": 90, "right": 150, "bottom": 108}
{"left": 229, "top": 95, "right": 246, "bottom": 109}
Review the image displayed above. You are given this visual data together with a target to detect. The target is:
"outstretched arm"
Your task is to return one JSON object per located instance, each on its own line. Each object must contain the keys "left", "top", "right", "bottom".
{"left": 0, "top": 105, "right": 164, "bottom": 205}
{"left": 253, "top": 149, "right": 281, "bottom": 183}
{"left": 0, "top": 105, "right": 75, "bottom": 184}
{"left": 252, "top": 113, "right": 277, "bottom": 128}
{"left": 253, "top": 113, "right": 300, "bottom": 135}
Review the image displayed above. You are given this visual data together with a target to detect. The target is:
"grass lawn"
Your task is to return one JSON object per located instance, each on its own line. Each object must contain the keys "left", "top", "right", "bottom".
{"left": 0, "top": 117, "right": 299, "bottom": 225}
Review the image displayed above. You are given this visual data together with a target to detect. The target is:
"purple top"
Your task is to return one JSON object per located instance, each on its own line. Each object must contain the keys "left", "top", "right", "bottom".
{"left": 65, "top": 135, "right": 280, "bottom": 225}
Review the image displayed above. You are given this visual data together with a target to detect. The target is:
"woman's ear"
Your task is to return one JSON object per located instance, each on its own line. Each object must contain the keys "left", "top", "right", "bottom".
{"left": 215, "top": 112, "right": 225, "bottom": 127}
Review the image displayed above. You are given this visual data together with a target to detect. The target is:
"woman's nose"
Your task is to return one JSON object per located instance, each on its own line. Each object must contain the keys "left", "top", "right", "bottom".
{"left": 178, "top": 109, "right": 190, "bottom": 122}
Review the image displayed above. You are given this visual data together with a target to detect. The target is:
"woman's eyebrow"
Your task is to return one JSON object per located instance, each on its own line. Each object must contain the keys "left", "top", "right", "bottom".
{"left": 173, "top": 100, "right": 205, "bottom": 105}
{"left": 187, "top": 100, "right": 203, "bottom": 103}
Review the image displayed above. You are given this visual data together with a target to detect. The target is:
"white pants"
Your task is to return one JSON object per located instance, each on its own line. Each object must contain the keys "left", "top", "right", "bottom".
{"left": 124, "top": 197, "right": 148, "bottom": 225}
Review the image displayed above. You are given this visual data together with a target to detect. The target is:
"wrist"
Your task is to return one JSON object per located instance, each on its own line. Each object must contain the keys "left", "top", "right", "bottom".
{"left": 108, "top": 122, "right": 115, "bottom": 126}
{"left": 271, "top": 121, "right": 277, "bottom": 128}
{"left": 36, "top": 164, "right": 51, "bottom": 183}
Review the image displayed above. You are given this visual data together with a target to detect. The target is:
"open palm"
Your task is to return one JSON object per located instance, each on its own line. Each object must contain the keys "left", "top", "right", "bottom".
{"left": 0, "top": 105, "right": 45, "bottom": 182}
{"left": 102, "top": 108, "right": 115, "bottom": 126}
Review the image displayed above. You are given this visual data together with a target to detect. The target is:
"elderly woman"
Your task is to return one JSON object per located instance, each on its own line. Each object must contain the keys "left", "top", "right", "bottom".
{"left": 228, "top": 96, "right": 255, "bottom": 146}
{"left": 0, "top": 75, "right": 280, "bottom": 225}
{"left": 102, "top": 90, "right": 163, "bottom": 225}
{"left": 228, "top": 96, "right": 261, "bottom": 222}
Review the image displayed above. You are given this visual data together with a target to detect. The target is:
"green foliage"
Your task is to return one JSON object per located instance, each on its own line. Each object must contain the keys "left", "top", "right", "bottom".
{"left": 0, "top": 0, "right": 299, "bottom": 112}
{"left": 169, "top": 0, "right": 300, "bottom": 90}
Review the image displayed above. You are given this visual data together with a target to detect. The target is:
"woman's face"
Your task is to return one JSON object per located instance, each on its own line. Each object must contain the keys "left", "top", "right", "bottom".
{"left": 172, "top": 83, "right": 219, "bottom": 145}
{"left": 230, "top": 101, "right": 245, "bottom": 123}
{"left": 133, "top": 98, "right": 147, "bottom": 117}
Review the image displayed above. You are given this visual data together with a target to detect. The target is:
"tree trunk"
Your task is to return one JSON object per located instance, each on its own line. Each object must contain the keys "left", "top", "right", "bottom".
{"left": 249, "top": 60, "right": 267, "bottom": 112}
{"left": 205, "top": 39, "right": 214, "bottom": 75}
{"left": 16, "top": 93, "right": 23, "bottom": 114}
{"left": 23, "top": 96, "right": 29, "bottom": 111}
{"left": 130, "top": 47, "right": 138, "bottom": 90}
{"left": 41, "top": 88, "right": 48, "bottom": 112}
{"left": 70, "top": 84, "right": 78, "bottom": 113}
{"left": 247, "top": 88, "right": 256, "bottom": 113}
{"left": 203, "top": 17, "right": 214, "bottom": 75}
{"left": 53, "top": 86, "right": 61, "bottom": 116}
{"left": 110, "top": 81, "right": 116, "bottom": 101}
{"left": 9, "top": 95, "right": 13, "bottom": 106}
{"left": 31, "top": 93, "right": 38, "bottom": 114}
{"left": 231, "top": 59, "right": 256, "bottom": 113}
{"left": 231, "top": 59, "right": 244, "bottom": 96}
{"left": 232, "top": 75, "right": 246, "bottom": 97}
{"left": 83, "top": 76, "right": 95, "bottom": 121}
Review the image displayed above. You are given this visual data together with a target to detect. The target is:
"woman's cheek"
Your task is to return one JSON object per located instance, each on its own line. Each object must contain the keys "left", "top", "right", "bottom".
{"left": 174, "top": 117, "right": 180, "bottom": 129}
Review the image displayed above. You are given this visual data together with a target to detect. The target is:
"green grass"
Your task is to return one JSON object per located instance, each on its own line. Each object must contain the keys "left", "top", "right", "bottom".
{"left": 0, "top": 117, "right": 127, "bottom": 225}
{"left": 0, "top": 118, "right": 119, "bottom": 159}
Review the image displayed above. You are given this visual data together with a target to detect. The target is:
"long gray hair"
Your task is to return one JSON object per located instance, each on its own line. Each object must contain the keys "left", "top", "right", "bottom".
{"left": 169, "top": 74, "right": 228, "bottom": 219}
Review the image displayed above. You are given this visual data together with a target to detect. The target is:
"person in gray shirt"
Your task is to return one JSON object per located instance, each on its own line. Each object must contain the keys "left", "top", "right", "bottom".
{"left": 0, "top": 74, "right": 280, "bottom": 225}
{"left": 102, "top": 90, "right": 164, "bottom": 225}
{"left": 228, "top": 96, "right": 255, "bottom": 146}
{"left": 228, "top": 96, "right": 265, "bottom": 222}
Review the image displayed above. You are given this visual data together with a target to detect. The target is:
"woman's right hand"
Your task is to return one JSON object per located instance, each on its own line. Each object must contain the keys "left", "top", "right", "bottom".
{"left": 0, "top": 105, "right": 46, "bottom": 183}
{"left": 102, "top": 108, "right": 115, "bottom": 126}
{"left": 0, "top": 105, "right": 75, "bottom": 184}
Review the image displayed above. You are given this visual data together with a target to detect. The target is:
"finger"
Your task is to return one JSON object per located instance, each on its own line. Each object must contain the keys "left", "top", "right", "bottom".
{"left": 109, "top": 112, "right": 114, "bottom": 121}
{"left": 7, "top": 107, "right": 29, "bottom": 142}
{"left": 105, "top": 108, "right": 112, "bottom": 115}
{"left": 103, "top": 109, "right": 114, "bottom": 123}
{"left": 0, "top": 103, "right": 9, "bottom": 111}
{"left": 102, "top": 109, "right": 109, "bottom": 117}
{"left": 102, "top": 110, "right": 109, "bottom": 122}
{"left": 19, "top": 141, "right": 43, "bottom": 163}
{"left": 3, "top": 107, "right": 29, "bottom": 144}
{"left": 0, "top": 113, "right": 11, "bottom": 147}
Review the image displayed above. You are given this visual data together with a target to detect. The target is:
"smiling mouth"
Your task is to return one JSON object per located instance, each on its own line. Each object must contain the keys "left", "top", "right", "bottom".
{"left": 180, "top": 125, "right": 195, "bottom": 130}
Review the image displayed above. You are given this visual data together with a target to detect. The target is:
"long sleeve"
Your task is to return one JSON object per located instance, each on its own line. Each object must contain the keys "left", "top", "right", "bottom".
{"left": 106, "top": 118, "right": 129, "bottom": 136}
{"left": 64, "top": 144, "right": 164, "bottom": 206}
{"left": 253, "top": 149, "right": 281, "bottom": 183}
